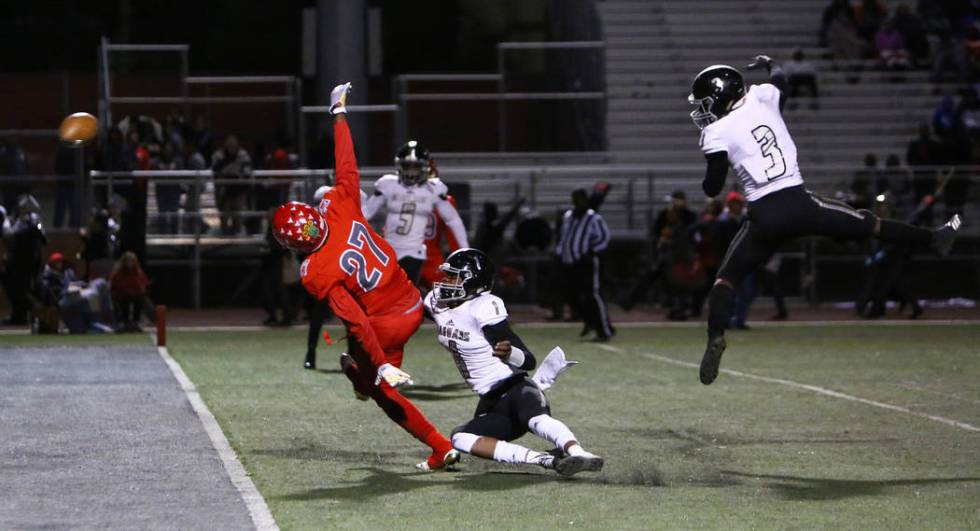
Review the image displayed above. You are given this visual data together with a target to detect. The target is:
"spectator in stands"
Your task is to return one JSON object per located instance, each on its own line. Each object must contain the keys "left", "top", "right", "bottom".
{"left": 931, "top": 94, "right": 961, "bottom": 141}
{"left": 109, "top": 251, "right": 151, "bottom": 332}
{"left": 690, "top": 198, "right": 724, "bottom": 317}
{"left": 81, "top": 208, "right": 119, "bottom": 280}
{"left": 260, "top": 209, "right": 295, "bottom": 327}
{"left": 824, "top": 0, "right": 867, "bottom": 60}
{"left": 820, "top": 0, "right": 852, "bottom": 47}
{"left": 117, "top": 130, "right": 150, "bottom": 266}
{"left": 179, "top": 140, "right": 208, "bottom": 235}
{"left": 875, "top": 18, "right": 913, "bottom": 69}
{"left": 475, "top": 198, "right": 526, "bottom": 262}
{"left": 211, "top": 135, "right": 253, "bottom": 235}
{"left": 54, "top": 144, "right": 80, "bottom": 228}
{"left": 651, "top": 191, "right": 699, "bottom": 321}
{"left": 784, "top": 48, "right": 820, "bottom": 109}
{"left": 0, "top": 137, "right": 29, "bottom": 213}
{"left": 152, "top": 141, "right": 184, "bottom": 234}
{"left": 879, "top": 154, "right": 912, "bottom": 204}
{"left": 854, "top": 0, "right": 889, "bottom": 42}
{"left": 893, "top": 3, "right": 930, "bottom": 63}
{"left": 850, "top": 154, "right": 879, "bottom": 209}
{"left": 716, "top": 192, "right": 754, "bottom": 329}
{"left": 906, "top": 121, "right": 942, "bottom": 219}
{"left": 188, "top": 114, "right": 214, "bottom": 156}
{"left": 930, "top": 32, "right": 969, "bottom": 83}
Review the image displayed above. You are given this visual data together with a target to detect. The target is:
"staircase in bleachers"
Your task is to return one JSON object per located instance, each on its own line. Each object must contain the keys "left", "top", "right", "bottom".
{"left": 599, "top": 0, "right": 939, "bottom": 172}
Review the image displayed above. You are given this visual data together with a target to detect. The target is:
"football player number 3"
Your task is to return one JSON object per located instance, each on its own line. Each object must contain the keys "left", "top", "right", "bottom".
{"left": 751, "top": 125, "right": 786, "bottom": 180}
{"left": 395, "top": 202, "right": 416, "bottom": 235}
{"left": 340, "top": 221, "right": 390, "bottom": 292}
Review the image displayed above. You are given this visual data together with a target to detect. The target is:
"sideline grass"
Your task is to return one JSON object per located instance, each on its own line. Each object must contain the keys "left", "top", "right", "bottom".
{"left": 167, "top": 325, "right": 980, "bottom": 530}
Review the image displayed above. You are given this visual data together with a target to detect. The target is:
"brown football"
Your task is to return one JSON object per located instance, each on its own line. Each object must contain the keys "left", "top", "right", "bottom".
{"left": 58, "top": 112, "right": 98, "bottom": 145}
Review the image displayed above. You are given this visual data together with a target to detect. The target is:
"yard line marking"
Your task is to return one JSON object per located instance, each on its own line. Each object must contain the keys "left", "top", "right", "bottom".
{"left": 151, "top": 336, "right": 279, "bottom": 531}
{"left": 639, "top": 352, "right": 980, "bottom": 433}
{"left": 595, "top": 343, "right": 625, "bottom": 353}
{"left": 884, "top": 382, "right": 980, "bottom": 406}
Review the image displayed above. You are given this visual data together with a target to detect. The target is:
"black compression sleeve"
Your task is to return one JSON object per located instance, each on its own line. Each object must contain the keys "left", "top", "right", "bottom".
{"left": 482, "top": 320, "right": 536, "bottom": 370}
{"left": 703, "top": 151, "right": 729, "bottom": 197}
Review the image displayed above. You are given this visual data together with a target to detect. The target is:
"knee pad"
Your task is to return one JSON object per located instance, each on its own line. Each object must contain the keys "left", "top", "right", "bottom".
{"left": 451, "top": 432, "right": 478, "bottom": 453}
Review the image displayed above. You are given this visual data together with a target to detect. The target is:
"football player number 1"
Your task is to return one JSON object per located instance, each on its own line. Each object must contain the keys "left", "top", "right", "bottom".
{"left": 340, "top": 221, "right": 390, "bottom": 292}
{"left": 751, "top": 125, "right": 786, "bottom": 180}
{"left": 448, "top": 340, "right": 472, "bottom": 379}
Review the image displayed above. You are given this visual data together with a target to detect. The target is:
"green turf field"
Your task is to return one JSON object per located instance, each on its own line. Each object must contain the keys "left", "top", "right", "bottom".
{"left": 166, "top": 324, "right": 980, "bottom": 530}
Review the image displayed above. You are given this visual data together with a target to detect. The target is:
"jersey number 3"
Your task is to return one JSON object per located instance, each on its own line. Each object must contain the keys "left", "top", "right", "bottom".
{"left": 752, "top": 125, "right": 786, "bottom": 180}
{"left": 340, "top": 221, "right": 390, "bottom": 292}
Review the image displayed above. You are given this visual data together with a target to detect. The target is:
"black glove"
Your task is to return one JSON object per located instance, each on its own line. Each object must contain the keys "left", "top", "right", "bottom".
{"left": 746, "top": 55, "right": 774, "bottom": 72}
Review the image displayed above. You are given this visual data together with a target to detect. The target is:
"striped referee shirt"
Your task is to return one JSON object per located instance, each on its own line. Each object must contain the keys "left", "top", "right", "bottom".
{"left": 556, "top": 208, "right": 611, "bottom": 264}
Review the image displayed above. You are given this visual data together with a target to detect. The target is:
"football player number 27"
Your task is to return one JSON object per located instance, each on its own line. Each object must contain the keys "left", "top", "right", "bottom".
{"left": 751, "top": 125, "right": 786, "bottom": 180}
{"left": 340, "top": 221, "right": 390, "bottom": 292}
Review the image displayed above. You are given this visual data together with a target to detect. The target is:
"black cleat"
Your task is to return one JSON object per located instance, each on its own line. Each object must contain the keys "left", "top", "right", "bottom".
{"left": 700, "top": 335, "right": 727, "bottom": 385}
{"left": 931, "top": 214, "right": 961, "bottom": 257}
{"left": 304, "top": 355, "right": 316, "bottom": 370}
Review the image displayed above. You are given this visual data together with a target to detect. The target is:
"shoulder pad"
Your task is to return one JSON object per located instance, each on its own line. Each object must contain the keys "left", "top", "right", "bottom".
{"left": 375, "top": 174, "right": 400, "bottom": 193}
{"left": 469, "top": 293, "right": 507, "bottom": 324}
{"left": 427, "top": 178, "right": 449, "bottom": 197}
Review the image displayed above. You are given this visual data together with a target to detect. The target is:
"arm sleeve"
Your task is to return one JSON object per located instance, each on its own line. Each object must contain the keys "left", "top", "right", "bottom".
{"left": 362, "top": 191, "right": 385, "bottom": 220}
{"left": 434, "top": 198, "right": 470, "bottom": 248}
{"left": 482, "top": 320, "right": 536, "bottom": 370}
{"left": 589, "top": 214, "right": 611, "bottom": 253}
{"left": 702, "top": 151, "right": 730, "bottom": 197}
{"left": 326, "top": 284, "right": 387, "bottom": 368}
{"left": 332, "top": 118, "right": 362, "bottom": 212}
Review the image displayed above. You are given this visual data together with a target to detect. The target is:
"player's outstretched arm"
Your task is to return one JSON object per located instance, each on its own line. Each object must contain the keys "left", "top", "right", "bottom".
{"left": 484, "top": 320, "right": 536, "bottom": 370}
{"left": 329, "top": 83, "right": 363, "bottom": 208}
{"left": 326, "top": 284, "right": 392, "bottom": 371}
{"left": 434, "top": 196, "right": 470, "bottom": 248}
{"left": 747, "top": 54, "right": 788, "bottom": 112}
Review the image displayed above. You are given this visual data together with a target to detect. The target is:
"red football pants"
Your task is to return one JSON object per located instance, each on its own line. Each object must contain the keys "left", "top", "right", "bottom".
{"left": 344, "top": 300, "right": 452, "bottom": 456}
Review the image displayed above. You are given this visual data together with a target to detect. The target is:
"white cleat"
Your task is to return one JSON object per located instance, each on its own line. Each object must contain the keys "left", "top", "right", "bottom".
{"left": 415, "top": 449, "right": 461, "bottom": 472}
{"left": 554, "top": 451, "right": 604, "bottom": 477}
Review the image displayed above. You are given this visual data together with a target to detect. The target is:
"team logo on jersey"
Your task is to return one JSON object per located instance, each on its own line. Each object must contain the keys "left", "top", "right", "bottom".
{"left": 302, "top": 220, "right": 321, "bottom": 239}
{"left": 438, "top": 324, "right": 470, "bottom": 342}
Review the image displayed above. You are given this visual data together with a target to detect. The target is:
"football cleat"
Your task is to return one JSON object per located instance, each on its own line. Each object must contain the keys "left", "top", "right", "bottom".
{"left": 416, "top": 449, "right": 461, "bottom": 472}
{"left": 339, "top": 353, "right": 370, "bottom": 401}
{"left": 699, "top": 335, "right": 727, "bottom": 385}
{"left": 304, "top": 352, "right": 316, "bottom": 370}
{"left": 931, "top": 214, "right": 961, "bottom": 257}
{"left": 554, "top": 452, "right": 604, "bottom": 477}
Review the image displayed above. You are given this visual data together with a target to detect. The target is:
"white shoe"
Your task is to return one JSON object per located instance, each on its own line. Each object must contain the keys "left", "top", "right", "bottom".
{"left": 415, "top": 449, "right": 461, "bottom": 472}
{"left": 554, "top": 451, "right": 604, "bottom": 477}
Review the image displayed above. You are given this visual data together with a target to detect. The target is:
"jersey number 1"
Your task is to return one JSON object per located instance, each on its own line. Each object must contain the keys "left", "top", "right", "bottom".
{"left": 751, "top": 125, "right": 786, "bottom": 180}
{"left": 339, "top": 221, "right": 390, "bottom": 292}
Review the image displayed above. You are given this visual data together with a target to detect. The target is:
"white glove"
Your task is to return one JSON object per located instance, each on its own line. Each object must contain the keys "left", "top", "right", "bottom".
{"left": 376, "top": 363, "right": 413, "bottom": 387}
{"left": 329, "top": 82, "right": 352, "bottom": 115}
{"left": 531, "top": 346, "right": 578, "bottom": 391}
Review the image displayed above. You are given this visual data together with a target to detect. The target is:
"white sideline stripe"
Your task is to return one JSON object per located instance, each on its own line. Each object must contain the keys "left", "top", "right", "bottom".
{"left": 639, "top": 351, "right": 980, "bottom": 433}
{"left": 152, "top": 337, "right": 279, "bottom": 531}
{"left": 596, "top": 343, "right": 625, "bottom": 353}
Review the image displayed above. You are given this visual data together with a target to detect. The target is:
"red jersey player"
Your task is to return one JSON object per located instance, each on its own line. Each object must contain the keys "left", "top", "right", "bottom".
{"left": 272, "top": 83, "right": 458, "bottom": 471}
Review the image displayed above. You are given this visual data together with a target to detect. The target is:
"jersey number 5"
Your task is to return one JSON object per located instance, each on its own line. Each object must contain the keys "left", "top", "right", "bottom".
{"left": 339, "top": 221, "right": 390, "bottom": 292}
{"left": 751, "top": 125, "right": 786, "bottom": 180}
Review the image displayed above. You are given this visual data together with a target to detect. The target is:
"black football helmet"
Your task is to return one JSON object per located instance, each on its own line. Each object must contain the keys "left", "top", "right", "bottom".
{"left": 433, "top": 248, "right": 495, "bottom": 304}
{"left": 688, "top": 65, "right": 745, "bottom": 129}
{"left": 395, "top": 140, "right": 432, "bottom": 185}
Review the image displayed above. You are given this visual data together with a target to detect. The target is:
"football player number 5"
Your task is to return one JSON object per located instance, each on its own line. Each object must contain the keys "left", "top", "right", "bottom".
{"left": 340, "top": 221, "right": 390, "bottom": 292}
{"left": 752, "top": 125, "right": 786, "bottom": 180}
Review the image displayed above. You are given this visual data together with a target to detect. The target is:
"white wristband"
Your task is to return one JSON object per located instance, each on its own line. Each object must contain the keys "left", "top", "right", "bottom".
{"left": 507, "top": 346, "right": 525, "bottom": 368}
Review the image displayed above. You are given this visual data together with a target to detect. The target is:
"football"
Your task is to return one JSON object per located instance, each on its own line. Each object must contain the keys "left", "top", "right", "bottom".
{"left": 58, "top": 112, "right": 98, "bottom": 146}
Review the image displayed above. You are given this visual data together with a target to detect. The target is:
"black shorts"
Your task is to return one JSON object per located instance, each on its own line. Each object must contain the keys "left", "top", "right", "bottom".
{"left": 717, "top": 185, "right": 875, "bottom": 285}
{"left": 452, "top": 375, "right": 551, "bottom": 442}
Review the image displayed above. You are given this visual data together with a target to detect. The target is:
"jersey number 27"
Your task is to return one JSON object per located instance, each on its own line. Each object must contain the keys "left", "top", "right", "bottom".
{"left": 751, "top": 125, "right": 786, "bottom": 180}
{"left": 339, "top": 221, "right": 390, "bottom": 292}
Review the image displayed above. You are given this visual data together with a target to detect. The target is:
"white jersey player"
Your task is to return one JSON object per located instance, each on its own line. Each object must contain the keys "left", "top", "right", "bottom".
{"left": 422, "top": 248, "right": 603, "bottom": 476}
{"left": 362, "top": 140, "right": 469, "bottom": 283}
{"left": 688, "top": 56, "right": 961, "bottom": 386}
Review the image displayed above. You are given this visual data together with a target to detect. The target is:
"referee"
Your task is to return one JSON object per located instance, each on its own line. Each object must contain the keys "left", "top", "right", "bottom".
{"left": 555, "top": 188, "right": 614, "bottom": 341}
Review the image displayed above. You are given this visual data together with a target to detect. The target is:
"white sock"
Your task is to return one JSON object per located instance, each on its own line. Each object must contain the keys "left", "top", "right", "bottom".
{"left": 528, "top": 414, "right": 577, "bottom": 451}
{"left": 492, "top": 440, "right": 548, "bottom": 465}
{"left": 565, "top": 443, "right": 588, "bottom": 457}
{"left": 451, "top": 432, "right": 478, "bottom": 454}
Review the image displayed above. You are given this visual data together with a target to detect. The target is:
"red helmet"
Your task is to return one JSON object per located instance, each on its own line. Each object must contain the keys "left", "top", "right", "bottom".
{"left": 272, "top": 201, "right": 328, "bottom": 253}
